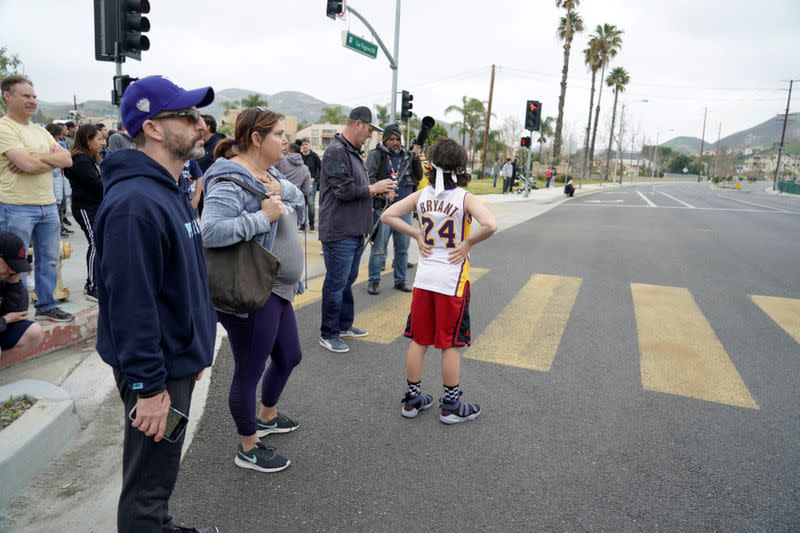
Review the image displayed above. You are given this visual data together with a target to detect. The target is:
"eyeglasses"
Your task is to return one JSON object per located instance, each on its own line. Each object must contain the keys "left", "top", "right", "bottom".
{"left": 151, "top": 108, "right": 201, "bottom": 124}
{"left": 247, "top": 106, "right": 268, "bottom": 135}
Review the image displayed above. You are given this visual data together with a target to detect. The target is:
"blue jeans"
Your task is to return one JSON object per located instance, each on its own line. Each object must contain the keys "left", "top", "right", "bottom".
{"left": 0, "top": 203, "right": 60, "bottom": 311}
{"left": 368, "top": 210, "right": 411, "bottom": 286}
{"left": 320, "top": 236, "right": 365, "bottom": 339}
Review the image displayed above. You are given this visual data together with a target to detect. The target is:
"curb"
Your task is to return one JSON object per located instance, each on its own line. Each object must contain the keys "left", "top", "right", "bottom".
{"left": 0, "top": 306, "right": 98, "bottom": 369}
{"left": 0, "top": 379, "right": 80, "bottom": 508}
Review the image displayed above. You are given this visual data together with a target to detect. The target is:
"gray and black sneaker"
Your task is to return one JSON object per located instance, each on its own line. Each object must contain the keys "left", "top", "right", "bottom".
{"left": 439, "top": 393, "right": 481, "bottom": 425}
{"left": 401, "top": 392, "right": 434, "bottom": 418}
{"left": 166, "top": 524, "right": 220, "bottom": 533}
{"left": 319, "top": 336, "right": 349, "bottom": 353}
{"left": 235, "top": 441, "right": 290, "bottom": 473}
{"left": 339, "top": 327, "right": 367, "bottom": 338}
{"left": 35, "top": 307, "right": 75, "bottom": 322}
{"left": 256, "top": 413, "right": 299, "bottom": 437}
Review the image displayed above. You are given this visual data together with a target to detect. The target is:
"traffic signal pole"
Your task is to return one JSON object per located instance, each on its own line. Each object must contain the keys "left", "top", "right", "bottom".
{"left": 773, "top": 80, "right": 795, "bottom": 191}
{"left": 345, "top": 3, "right": 400, "bottom": 123}
{"left": 524, "top": 129, "right": 533, "bottom": 197}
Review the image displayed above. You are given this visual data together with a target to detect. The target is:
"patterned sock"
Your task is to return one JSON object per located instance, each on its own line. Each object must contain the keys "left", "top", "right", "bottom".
{"left": 443, "top": 384, "right": 460, "bottom": 402}
{"left": 407, "top": 380, "right": 421, "bottom": 397}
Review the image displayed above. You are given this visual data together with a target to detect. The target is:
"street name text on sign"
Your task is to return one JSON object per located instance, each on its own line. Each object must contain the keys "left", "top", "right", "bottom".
{"left": 342, "top": 31, "right": 378, "bottom": 59}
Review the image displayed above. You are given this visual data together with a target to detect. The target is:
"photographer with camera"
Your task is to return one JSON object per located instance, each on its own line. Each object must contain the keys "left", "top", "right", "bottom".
{"left": 366, "top": 124, "right": 422, "bottom": 295}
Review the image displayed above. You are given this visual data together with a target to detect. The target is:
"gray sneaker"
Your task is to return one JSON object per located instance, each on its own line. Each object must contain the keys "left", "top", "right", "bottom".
{"left": 339, "top": 327, "right": 367, "bottom": 338}
{"left": 35, "top": 307, "right": 75, "bottom": 322}
{"left": 235, "top": 441, "right": 290, "bottom": 473}
{"left": 319, "top": 336, "right": 349, "bottom": 353}
{"left": 256, "top": 413, "right": 299, "bottom": 437}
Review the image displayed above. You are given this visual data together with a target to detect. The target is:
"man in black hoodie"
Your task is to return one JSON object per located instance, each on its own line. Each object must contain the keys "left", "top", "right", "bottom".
{"left": 94, "top": 75, "right": 218, "bottom": 533}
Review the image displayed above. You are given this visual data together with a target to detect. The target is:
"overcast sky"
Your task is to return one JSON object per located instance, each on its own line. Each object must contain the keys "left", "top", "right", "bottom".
{"left": 2, "top": 0, "right": 799, "bottom": 147}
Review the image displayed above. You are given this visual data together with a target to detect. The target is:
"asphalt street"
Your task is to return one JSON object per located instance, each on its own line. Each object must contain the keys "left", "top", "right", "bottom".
{"left": 171, "top": 183, "right": 800, "bottom": 532}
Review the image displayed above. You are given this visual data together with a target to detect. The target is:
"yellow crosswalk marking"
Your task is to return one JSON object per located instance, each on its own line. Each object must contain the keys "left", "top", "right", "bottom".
{"left": 631, "top": 283, "right": 758, "bottom": 409}
{"left": 466, "top": 273, "right": 582, "bottom": 371}
{"left": 750, "top": 294, "right": 800, "bottom": 345}
{"left": 353, "top": 268, "right": 489, "bottom": 344}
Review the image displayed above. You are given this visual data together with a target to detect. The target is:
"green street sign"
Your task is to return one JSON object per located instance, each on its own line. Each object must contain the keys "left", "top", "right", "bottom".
{"left": 342, "top": 31, "right": 378, "bottom": 59}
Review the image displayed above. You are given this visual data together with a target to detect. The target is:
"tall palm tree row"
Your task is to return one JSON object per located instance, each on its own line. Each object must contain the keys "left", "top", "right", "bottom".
{"left": 445, "top": 96, "right": 488, "bottom": 169}
{"left": 537, "top": 116, "right": 555, "bottom": 163}
{"left": 552, "top": 0, "right": 583, "bottom": 167}
{"left": 445, "top": 96, "right": 472, "bottom": 147}
{"left": 587, "top": 23, "right": 623, "bottom": 180}
{"left": 603, "top": 67, "right": 630, "bottom": 180}
{"left": 581, "top": 38, "right": 603, "bottom": 180}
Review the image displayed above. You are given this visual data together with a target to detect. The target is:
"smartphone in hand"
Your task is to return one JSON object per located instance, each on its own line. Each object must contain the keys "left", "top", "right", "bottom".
{"left": 128, "top": 404, "right": 189, "bottom": 443}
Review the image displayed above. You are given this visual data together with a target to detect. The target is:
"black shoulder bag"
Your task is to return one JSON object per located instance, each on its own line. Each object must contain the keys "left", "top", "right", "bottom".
{"left": 203, "top": 176, "right": 280, "bottom": 314}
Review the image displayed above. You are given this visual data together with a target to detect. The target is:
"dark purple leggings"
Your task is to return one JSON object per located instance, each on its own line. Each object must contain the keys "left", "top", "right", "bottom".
{"left": 218, "top": 294, "right": 303, "bottom": 437}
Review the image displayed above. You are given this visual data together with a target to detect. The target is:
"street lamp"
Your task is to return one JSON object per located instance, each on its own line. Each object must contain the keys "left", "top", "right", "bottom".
{"left": 651, "top": 128, "right": 674, "bottom": 178}
{"left": 617, "top": 99, "right": 648, "bottom": 183}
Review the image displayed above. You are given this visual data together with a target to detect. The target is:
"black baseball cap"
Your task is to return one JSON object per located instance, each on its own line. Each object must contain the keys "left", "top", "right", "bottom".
{"left": 0, "top": 231, "right": 31, "bottom": 273}
{"left": 348, "top": 106, "right": 383, "bottom": 132}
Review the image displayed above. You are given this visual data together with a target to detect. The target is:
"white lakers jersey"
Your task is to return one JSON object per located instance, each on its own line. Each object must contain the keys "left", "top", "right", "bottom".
{"left": 413, "top": 186, "right": 471, "bottom": 297}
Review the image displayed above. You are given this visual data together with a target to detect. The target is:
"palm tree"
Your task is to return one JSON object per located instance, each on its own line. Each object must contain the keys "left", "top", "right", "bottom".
{"left": 604, "top": 67, "right": 630, "bottom": 181}
{"left": 240, "top": 93, "right": 268, "bottom": 108}
{"left": 552, "top": 1, "right": 583, "bottom": 166}
{"left": 537, "top": 116, "right": 555, "bottom": 163}
{"left": 374, "top": 103, "right": 389, "bottom": 127}
{"left": 581, "top": 38, "right": 602, "bottom": 180}
{"left": 318, "top": 106, "right": 347, "bottom": 125}
{"left": 445, "top": 96, "right": 472, "bottom": 147}
{"left": 587, "top": 24, "right": 623, "bottom": 180}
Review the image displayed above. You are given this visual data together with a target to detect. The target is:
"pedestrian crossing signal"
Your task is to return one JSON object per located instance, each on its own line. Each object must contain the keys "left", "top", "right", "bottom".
{"left": 525, "top": 100, "right": 542, "bottom": 131}
{"left": 520, "top": 136, "right": 532, "bottom": 148}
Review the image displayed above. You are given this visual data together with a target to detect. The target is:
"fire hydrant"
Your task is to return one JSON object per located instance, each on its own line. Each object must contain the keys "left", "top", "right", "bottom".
{"left": 28, "top": 239, "right": 72, "bottom": 303}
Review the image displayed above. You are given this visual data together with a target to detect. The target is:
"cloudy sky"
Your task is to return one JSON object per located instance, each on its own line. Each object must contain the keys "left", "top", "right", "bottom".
{"left": 2, "top": 0, "right": 798, "bottom": 148}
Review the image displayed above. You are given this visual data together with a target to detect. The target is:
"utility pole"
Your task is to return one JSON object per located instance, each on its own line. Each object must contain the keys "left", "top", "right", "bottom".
{"left": 480, "top": 64, "right": 496, "bottom": 179}
{"left": 713, "top": 123, "right": 722, "bottom": 179}
{"left": 773, "top": 79, "right": 795, "bottom": 191}
{"left": 697, "top": 107, "right": 707, "bottom": 182}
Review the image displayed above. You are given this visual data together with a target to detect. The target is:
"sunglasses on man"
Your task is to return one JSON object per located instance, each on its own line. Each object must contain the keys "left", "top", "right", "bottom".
{"left": 152, "top": 108, "right": 202, "bottom": 124}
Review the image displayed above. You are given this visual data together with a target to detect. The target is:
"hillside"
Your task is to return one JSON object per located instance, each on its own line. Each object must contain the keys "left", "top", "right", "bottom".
{"left": 663, "top": 113, "right": 800, "bottom": 155}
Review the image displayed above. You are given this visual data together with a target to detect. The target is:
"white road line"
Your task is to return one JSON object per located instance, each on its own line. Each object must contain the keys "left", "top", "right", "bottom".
{"left": 714, "top": 194, "right": 794, "bottom": 213}
{"left": 637, "top": 191, "right": 656, "bottom": 207}
{"left": 561, "top": 204, "right": 796, "bottom": 213}
{"left": 655, "top": 187, "right": 695, "bottom": 208}
{"left": 586, "top": 199, "right": 624, "bottom": 203}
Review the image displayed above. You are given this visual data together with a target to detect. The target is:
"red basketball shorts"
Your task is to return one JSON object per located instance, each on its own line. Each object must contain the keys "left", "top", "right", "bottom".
{"left": 403, "top": 282, "right": 471, "bottom": 349}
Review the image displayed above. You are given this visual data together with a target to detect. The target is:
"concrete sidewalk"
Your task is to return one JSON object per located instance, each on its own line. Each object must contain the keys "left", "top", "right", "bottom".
{"left": 0, "top": 181, "right": 611, "bottom": 530}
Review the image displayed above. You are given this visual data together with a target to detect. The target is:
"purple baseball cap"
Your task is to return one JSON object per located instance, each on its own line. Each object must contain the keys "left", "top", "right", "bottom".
{"left": 120, "top": 75, "right": 215, "bottom": 137}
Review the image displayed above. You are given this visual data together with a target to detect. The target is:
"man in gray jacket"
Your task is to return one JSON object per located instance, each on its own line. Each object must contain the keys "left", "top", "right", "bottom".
{"left": 275, "top": 143, "right": 311, "bottom": 228}
{"left": 317, "top": 106, "right": 396, "bottom": 353}
{"left": 106, "top": 122, "right": 136, "bottom": 153}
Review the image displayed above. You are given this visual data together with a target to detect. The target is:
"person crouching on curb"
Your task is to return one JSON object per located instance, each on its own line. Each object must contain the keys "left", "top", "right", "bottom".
{"left": 0, "top": 231, "right": 44, "bottom": 360}
{"left": 201, "top": 107, "right": 306, "bottom": 474}
{"left": 381, "top": 139, "right": 497, "bottom": 424}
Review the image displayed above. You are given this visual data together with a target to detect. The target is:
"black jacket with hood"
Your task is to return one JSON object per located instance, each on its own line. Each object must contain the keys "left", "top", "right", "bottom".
{"left": 94, "top": 149, "right": 217, "bottom": 395}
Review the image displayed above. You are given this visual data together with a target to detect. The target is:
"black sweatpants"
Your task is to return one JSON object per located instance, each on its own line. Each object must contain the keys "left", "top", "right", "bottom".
{"left": 72, "top": 206, "right": 97, "bottom": 291}
{"left": 114, "top": 370, "right": 195, "bottom": 533}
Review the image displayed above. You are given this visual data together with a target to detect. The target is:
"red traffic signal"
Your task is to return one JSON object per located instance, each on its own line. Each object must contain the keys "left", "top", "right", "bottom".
{"left": 520, "top": 136, "right": 532, "bottom": 148}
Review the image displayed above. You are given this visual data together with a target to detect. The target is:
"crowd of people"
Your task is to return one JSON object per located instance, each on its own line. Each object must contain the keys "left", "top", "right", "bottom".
{"left": 1, "top": 73, "right": 498, "bottom": 532}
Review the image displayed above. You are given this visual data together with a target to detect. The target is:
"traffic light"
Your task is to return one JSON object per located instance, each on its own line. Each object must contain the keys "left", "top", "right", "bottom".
{"left": 400, "top": 90, "right": 413, "bottom": 121}
{"left": 525, "top": 100, "right": 542, "bottom": 131}
{"left": 120, "top": 0, "right": 151, "bottom": 61}
{"left": 94, "top": 0, "right": 119, "bottom": 61}
{"left": 326, "top": 0, "right": 344, "bottom": 19}
{"left": 111, "top": 75, "right": 138, "bottom": 105}
{"left": 520, "top": 136, "right": 532, "bottom": 148}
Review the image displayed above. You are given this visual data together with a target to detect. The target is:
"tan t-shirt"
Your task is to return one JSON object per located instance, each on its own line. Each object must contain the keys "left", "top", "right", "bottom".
{"left": 0, "top": 115, "right": 57, "bottom": 205}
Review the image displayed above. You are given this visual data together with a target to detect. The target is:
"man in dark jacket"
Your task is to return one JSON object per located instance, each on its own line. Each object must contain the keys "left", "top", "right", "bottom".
{"left": 317, "top": 106, "right": 396, "bottom": 353}
{"left": 197, "top": 114, "right": 225, "bottom": 173}
{"left": 94, "top": 75, "right": 218, "bottom": 533}
{"left": 365, "top": 124, "right": 421, "bottom": 295}
{"left": 0, "top": 231, "right": 44, "bottom": 360}
{"left": 300, "top": 137, "right": 321, "bottom": 231}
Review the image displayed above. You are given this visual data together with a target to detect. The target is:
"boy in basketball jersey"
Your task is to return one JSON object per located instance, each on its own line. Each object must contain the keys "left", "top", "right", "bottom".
{"left": 381, "top": 139, "right": 497, "bottom": 424}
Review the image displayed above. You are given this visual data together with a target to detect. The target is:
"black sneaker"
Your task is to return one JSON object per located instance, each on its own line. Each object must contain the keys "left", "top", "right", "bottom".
{"left": 256, "top": 413, "right": 299, "bottom": 437}
{"left": 63, "top": 217, "right": 73, "bottom": 226}
{"left": 84, "top": 288, "right": 98, "bottom": 303}
{"left": 235, "top": 441, "right": 290, "bottom": 473}
{"left": 439, "top": 393, "right": 481, "bottom": 425}
{"left": 367, "top": 282, "right": 379, "bottom": 295}
{"left": 401, "top": 392, "right": 433, "bottom": 418}
{"left": 394, "top": 281, "right": 412, "bottom": 293}
{"left": 167, "top": 525, "right": 220, "bottom": 533}
{"left": 35, "top": 307, "right": 75, "bottom": 322}
{"left": 60, "top": 228, "right": 72, "bottom": 237}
